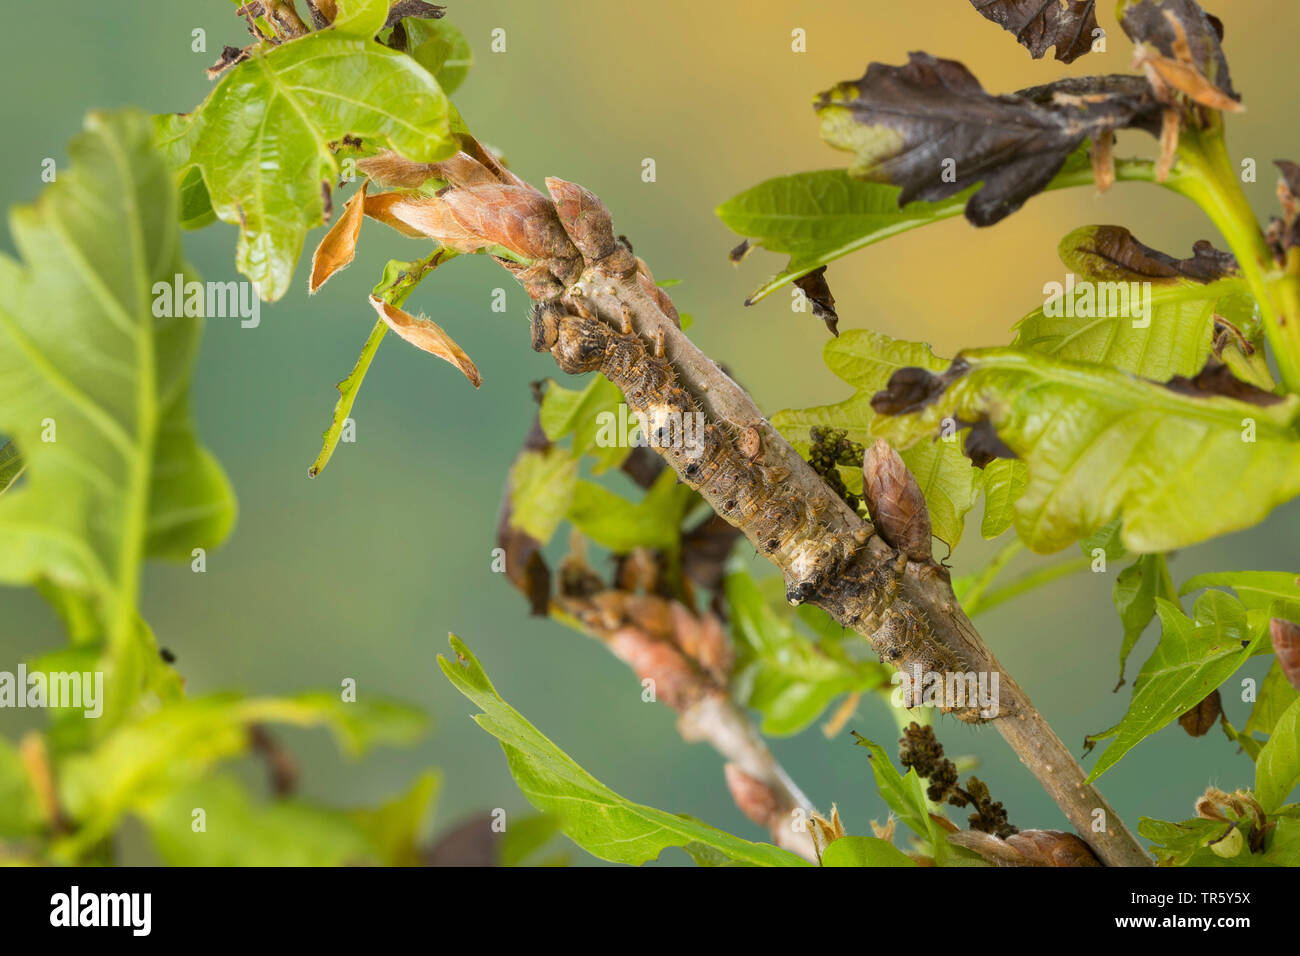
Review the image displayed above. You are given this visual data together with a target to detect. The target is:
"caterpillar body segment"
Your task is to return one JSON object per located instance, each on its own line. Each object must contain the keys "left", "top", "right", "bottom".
{"left": 527, "top": 299, "right": 988, "bottom": 723}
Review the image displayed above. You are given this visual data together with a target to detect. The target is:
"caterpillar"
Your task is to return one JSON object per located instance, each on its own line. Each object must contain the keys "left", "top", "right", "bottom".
{"left": 529, "top": 298, "right": 987, "bottom": 722}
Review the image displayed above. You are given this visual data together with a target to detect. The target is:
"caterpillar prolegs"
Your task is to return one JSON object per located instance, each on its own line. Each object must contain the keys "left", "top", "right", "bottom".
{"left": 529, "top": 299, "right": 987, "bottom": 723}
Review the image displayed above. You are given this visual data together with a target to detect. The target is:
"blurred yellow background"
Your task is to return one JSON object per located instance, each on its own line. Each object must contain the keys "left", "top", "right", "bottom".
{"left": 1, "top": 0, "right": 1296, "bottom": 862}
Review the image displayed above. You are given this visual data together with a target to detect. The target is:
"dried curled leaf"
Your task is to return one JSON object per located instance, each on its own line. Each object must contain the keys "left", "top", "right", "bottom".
{"left": 1271, "top": 618, "right": 1300, "bottom": 692}
{"left": 310, "top": 180, "right": 368, "bottom": 292}
{"left": 816, "top": 55, "right": 1162, "bottom": 226}
{"left": 368, "top": 295, "right": 481, "bottom": 387}
{"left": 680, "top": 512, "right": 744, "bottom": 601}
{"left": 356, "top": 150, "right": 442, "bottom": 188}
{"left": 364, "top": 183, "right": 577, "bottom": 263}
{"left": 1062, "top": 225, "right": 1236, "bottom": 283}
{"left": 793, "top": 266, "right": 839, "bottom": 336}
{"left": 1178, "top": 688, "right": 1222, "bottom": 736}
{"left": 1164, "top": 359, "right": 1285, "bottom": 406}
{"left": 808, "top": 804, "right": 848, "bottom": 860}
{"left": 1121, "top": 0, "right": 1241, "bottom": 112}
{"left": 967, "top": 0, "right": 1100, "bottom": 64}
{"left": 1278, "top": 161, "right": 1300, "bottom": 211}
{"left": 862, "top": 439, "right": 932, "bottom": 561}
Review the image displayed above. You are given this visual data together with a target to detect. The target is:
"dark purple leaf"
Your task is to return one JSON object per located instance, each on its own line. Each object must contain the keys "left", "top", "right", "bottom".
{"left": 968, "top": 0, "right": 1099, "bottom": 64}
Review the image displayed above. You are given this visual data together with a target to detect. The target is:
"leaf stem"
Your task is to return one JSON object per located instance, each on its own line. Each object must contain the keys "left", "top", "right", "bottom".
{"left": 1165, "top": 124, "right": 1300, "bottom": 393}
{"left": 309, "top": 249, "right": 452, "bottom": 478}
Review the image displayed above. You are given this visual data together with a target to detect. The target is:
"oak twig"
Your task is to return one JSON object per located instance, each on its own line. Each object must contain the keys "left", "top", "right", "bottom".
{"left": 362, "top": 144, "right": 1153, "bottom": 867}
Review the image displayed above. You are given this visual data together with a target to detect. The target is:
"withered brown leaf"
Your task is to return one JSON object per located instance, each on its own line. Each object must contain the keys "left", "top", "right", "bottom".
{"left": 1276, "top": 161, "right": 1300, "bottom": 245}
{"left": 1178, "top": 688, "right": 1222, "bottom": 736}
{"left": 384, "top": 0, "right": 445, "bottom": 31}
{"left": 495, "top": 512, "right": 551, "bottom": 617}
{"left": 1163, "top": 358, "right": 1285, "bottom": 406}
{"left": 1271, "top": 617, "right": 1300, "bottom": 691}
{"left": 793, "top": 266, "right": 839, "bottom": 336}
{"left": 368, "top": 295, "right": 481, "bottom": 387}
{"left": 1122, "top": 0, "right": 1241, "bottom": 112}
{"left": 1277, "top": 160, "right": 1300, "bottom": 203}
{"left": 968, "top": 0, "right": 1099, "bottom": 64}
{"left": 817, "top": 56, "right": 1162, "bottom": 226}
{"left": 963, "top": 417, "right": 1019, "bottom": 469}
{"left": 356, "top": 151, "right": 441, "bottom": 189}
{"left": 1062, "top": 225, "right": 1237, "bottom": 283}
{"left": 681, "top": 512, "right": 744, "bottom": 598}
{"left": 870, "top": 359, "right": 972, "bottom": 416}
{"left": 309, "top": 180, "right": 368, "bottom": 293}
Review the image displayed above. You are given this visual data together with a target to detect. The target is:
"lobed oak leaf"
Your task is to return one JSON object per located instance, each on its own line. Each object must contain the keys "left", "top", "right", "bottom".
{"left": 967, "top": 0, "right": 1100, "bottom": 64}
{"left": 816, "top": 55, "right": 1162, "bottom": 226}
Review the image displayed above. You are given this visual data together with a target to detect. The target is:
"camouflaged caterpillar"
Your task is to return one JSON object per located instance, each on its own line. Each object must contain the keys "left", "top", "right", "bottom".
{"left": 529, "top": 300, "right": 986, "bottom": 722}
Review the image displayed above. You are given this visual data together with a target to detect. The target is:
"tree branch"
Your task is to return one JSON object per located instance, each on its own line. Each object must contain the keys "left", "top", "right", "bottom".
{"left": 362, "top": 146, "right": 1153, "bottom": 867}
{"left": 556, "top": 582, "right": 819, "bottom": 861}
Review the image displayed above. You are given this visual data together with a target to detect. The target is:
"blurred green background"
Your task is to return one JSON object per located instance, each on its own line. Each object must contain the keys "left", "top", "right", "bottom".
{"left": 2, "top": 0, "right": 1297, "bottom": 863}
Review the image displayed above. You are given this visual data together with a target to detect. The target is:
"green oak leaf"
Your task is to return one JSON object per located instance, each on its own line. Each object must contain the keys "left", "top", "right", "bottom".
{"left": 157, "top": 31, "right": 456, "bottom": 301}
{"left": 821, "top": 835, "right": 917, "bottom": 867}
{"left": 144, "top": 774, "right": 377, "bottom": 866}
{"left": 0, "top": 737, "right": 42, "bottom": 838}
{"left": 871, "top": 347, "right": 1300, "bottom": 553}
{"left": 727, "top": 570, "right": 888, "bottom": 736}
{"left": 398, "top": 16, "right": 474, "bottom": 94}
{"left": 716, "top": 170, "right": 971, "bottom": 304}
{"left": 539, "top": 376, "right": 629, "bottom": 473}
{"left": 1255, "top": 697, "right": 1300, "bottom": 813}
{"left": 774, "top": 330, "right": 1005, "bottom": 551}
{"left": 1141, "top": 815, "right": 1300, "bottom": 867}
{"left": 1245, "top": 661, "right": 1300, "bottom": 740}
{"left": 1139, "top": 815, "right": 1232, "bottom": 866}
{"left": 718, "top": 144, "right": 1154, "bottom": 304}
{"left": 308, "top": 250, "right": 452, "bottom": 479}
{"left": 55, "top": 690, "right": 426, "bottom": 859}
{"left": 1085, "top": 591, "right": 1265, "bottom": 781}
{"left": 507, "top": 446, "right": 578, "bottom": 546}
{"left": 1113, "top": 554, "right": 1177, "bottom": 686}
{"left": 438, "top": 636, "right": 807, "bottom": 866}
{"left": 0, "top": 110, "right": 236, "bottom": 724}
{"left": 979, "top": 458, "right": 1027, "bottom": 539}
{"left": 1012, "top": 224, "right": 1248, "bottom": 381}
{"left": 852, "top": 734, "right": 934, "bottom": 843}
{"left": 498, "top": 813, "right": 564, "bottom": 867}
{"left": 331, "top": 0, "right": 390, "bottom": 37}
{"left": 0, "top": 440, "right": 25, "bottom": 497}
{"left": 1179, "top": 570, "right": 1300, "bottom": 614}
{"left": 566, "top": 468, "right": 696, "bottom": 554}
